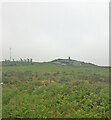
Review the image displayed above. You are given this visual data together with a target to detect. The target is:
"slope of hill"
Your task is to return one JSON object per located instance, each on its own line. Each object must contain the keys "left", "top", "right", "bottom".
{"left": 2, "top": 60, "right": 109, "bottom": 118}
{"left": 51, "top": 59, "right": 97, "bottom": 67}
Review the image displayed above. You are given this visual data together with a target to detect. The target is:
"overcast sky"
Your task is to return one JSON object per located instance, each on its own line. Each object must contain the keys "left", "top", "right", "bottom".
{"left": 1, "top": 1, "right": 109, "bottom": 66}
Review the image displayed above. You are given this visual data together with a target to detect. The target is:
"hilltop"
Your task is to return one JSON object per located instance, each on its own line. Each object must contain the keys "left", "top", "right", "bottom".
{"left": 51, "top": 58, "right": 97, "bottom": 67}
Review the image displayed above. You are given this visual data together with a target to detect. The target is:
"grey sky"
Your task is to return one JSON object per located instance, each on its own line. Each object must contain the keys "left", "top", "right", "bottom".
{"left": 1, "top": 1, "right": 109, "bottom": 66}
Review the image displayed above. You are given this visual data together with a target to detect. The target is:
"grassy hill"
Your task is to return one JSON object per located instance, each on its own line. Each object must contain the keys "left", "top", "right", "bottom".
{"left": 2, "top": 58, "right": 98, "bottom": 67}
{"left": 2, "top": 60, "right": 110, "bottom": 119}
{"left": 51, "top": 58, "right": 98, "bottom": 67}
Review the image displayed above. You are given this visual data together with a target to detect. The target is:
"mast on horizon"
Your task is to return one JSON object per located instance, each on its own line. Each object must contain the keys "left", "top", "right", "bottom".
{"left": 9, "top": 48, "right": 12, "bottom": 61}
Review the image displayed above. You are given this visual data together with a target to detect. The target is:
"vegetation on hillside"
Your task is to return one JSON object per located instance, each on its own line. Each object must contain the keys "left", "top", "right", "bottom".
{"left": 2, "top": 61, "right": 110, "bottom": 118}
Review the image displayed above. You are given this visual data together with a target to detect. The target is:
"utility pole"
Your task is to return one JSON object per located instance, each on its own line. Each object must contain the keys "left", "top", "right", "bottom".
{"left": 9, "top": 48, "right": 11, "bottom": 61}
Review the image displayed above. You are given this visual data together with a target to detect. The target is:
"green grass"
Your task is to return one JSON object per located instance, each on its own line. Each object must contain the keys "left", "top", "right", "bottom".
{"left": 2, "top": 62, "right": 110, "bottom": 118}
{"left": 0, "top": 85, "right": 2, "bottom": 119}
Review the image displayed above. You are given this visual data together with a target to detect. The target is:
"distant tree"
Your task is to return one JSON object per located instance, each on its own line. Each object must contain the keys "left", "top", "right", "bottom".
{"left": 24, "top": 59, "right": 27, "bottom": 62}
{"left": 27, "top": 58, "right": 29, "bottom": 62}
{"left": 30, "top": 59, "right": 32, "bottom": 63}
{"left": 20, "top": 58, "right": 22, "bottom": 62}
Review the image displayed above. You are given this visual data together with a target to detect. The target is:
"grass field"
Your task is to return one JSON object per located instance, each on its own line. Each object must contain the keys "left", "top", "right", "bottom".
{"left": 2, "top": 61, "right": 110, "bottom": 118}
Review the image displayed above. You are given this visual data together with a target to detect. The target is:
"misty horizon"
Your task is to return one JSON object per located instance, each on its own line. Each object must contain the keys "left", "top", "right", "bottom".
{"left": 2, "top": 55, "right": 109, "bottom": 67}
{"left": 1, "top": 2, "right": 109, "bottom": 66}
